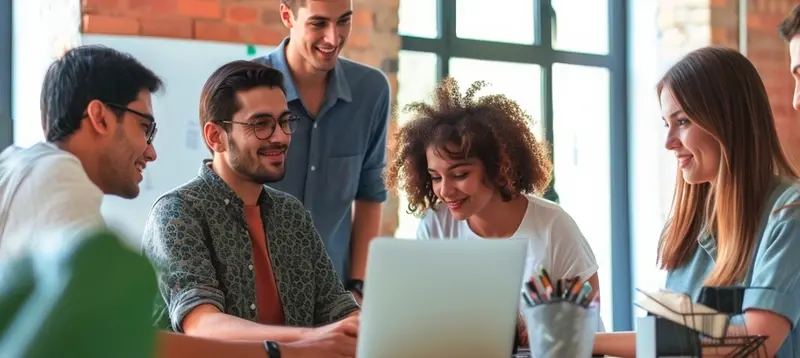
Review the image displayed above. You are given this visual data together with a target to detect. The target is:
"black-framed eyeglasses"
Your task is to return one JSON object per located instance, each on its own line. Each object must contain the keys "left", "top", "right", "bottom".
{"left": 105, "top": 102, "right": 158, "bottom": 145}
{"left": 222, "top": 113, "right": 299, "bottom": 140}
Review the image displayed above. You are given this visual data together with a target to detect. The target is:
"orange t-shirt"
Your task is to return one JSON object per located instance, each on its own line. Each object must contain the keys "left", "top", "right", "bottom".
{"left": 243, "top": 205, "right": 285, "bottom": 325}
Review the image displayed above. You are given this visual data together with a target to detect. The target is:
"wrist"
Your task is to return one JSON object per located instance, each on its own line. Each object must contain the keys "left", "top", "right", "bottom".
{"left": 345, "top": 279, "right": 364, "bottom": 298}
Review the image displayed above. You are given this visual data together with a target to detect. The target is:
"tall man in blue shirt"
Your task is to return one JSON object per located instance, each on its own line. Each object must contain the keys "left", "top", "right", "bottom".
{"left": 254, "top": 0, "right": 390, "bottom": 300}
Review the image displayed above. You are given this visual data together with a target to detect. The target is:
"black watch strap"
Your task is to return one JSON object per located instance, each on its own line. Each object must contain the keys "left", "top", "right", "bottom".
{"left": 346, "top": 279, "right": 364, "bottom": 297}
{"left": 264, "top": 340, "right": 281, "bottom": 358}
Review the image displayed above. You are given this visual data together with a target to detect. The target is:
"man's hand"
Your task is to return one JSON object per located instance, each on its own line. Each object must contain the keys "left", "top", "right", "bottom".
{"left": 309, "top": 314, "right": 360, "bottom": 338}
{"left": 282, "top": 315, "right": 361, "bottom": 358}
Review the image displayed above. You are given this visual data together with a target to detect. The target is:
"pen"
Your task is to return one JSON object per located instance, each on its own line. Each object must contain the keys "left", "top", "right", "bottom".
{"left": 555, "top": 279, "right": 562, "bottom": 298}
{"left": 522, "top": 290, "right": 534, "bottom": 306}
{"left": 574, "top": 282, "right": 592, "bottom": 305}
{"left": 526, "top": 277, "right": 541, "bottom": 298}
{"left": 567, "top": 278, "right": 583, "bottom": 301}
{"left": 562, "top": 277, "right": 577, "bottom": 299}
{"left": 539, "top": 268, "right": 553, "bottom": 300}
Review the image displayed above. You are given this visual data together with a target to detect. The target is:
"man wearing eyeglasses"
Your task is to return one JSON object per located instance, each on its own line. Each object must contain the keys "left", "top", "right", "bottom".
{"left": 142, "top": 60, "right": 360, "bottom": 358}
{"left": 0, "top": 44, "right": 160, "bottom": 259}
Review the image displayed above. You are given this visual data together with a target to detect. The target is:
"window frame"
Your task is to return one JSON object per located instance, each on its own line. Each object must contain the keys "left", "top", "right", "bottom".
{"left": 400, "top": 0, "right": 632, "bottom": 330}
{"left": 0, "top": 0, "right": 12, "bottom": 150}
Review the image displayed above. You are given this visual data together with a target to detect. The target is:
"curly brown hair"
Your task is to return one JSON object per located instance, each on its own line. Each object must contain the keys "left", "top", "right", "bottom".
{"left": 385, "top": 77, "right": 553, "bottom": 217}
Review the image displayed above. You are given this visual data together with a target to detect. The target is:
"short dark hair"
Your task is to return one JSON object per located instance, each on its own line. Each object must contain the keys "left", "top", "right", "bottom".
{"left": 385, "top": 77, "right": 553, "bottom": 216}
{"left": 280, "top": 0, "right": 305, "bottom": 12}
{"left": 40, "top": 45, "right": 163, "bottom": 142}
{"left": 198, "top": 60, "right": 286, "bottom": 151}
{"left": 778, "top": 4, "right": 800, "bottom": 41}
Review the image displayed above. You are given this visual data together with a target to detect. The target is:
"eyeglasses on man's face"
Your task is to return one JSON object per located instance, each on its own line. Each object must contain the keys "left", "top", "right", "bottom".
{"left": 105, "top": 102, "right": 158, "bottom": 145}
{"left": 222, "top": 113, "right": 299, "bottom": 140}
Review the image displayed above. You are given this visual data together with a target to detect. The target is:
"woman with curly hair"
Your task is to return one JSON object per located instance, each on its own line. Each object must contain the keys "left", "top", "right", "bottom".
{"left": 385, "top": 77, "right": 604, "bottom": 346}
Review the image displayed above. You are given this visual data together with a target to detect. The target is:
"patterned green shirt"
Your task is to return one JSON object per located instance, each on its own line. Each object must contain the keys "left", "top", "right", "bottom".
{"left": 142, "top": 161, "right": 359, "bottom": 332}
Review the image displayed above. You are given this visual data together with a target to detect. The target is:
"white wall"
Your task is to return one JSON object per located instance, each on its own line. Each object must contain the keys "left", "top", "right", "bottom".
{"left": 627, "top": 0, "right": 677, "bottom": 323}
{"left": 12, "top": 0, "right": 80, "bottom": 147}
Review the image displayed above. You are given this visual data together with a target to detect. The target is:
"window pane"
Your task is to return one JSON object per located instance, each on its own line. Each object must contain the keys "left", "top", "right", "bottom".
{"left": 552, "top": 63, "right": 612, "bottom": 327}
{"left": 394, "top": 51, "right": 439, "bottom": 239}
{"left": 448, "top": 58, "right": 543, "bottom": 137}
{"left": 551, "top": 0, "right": 609, "bottom": 55}
{"left": 456, "top": 0, "right": 535, "bottom": 45}
{"left": 398, "top": 0, "right": 439, "bottom": 39}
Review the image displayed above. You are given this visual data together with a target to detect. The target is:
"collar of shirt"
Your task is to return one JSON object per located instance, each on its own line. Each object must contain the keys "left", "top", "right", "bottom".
{"left": 197, "top": 159, "right": 272, "bottom": 209}
{"left": 265, "top": 37, "right": 353, "bottom": 104}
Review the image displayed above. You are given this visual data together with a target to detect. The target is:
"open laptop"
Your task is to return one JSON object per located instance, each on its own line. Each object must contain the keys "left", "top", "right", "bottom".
{"left": 356, "top": 237, "right": 528, "bottom": 358}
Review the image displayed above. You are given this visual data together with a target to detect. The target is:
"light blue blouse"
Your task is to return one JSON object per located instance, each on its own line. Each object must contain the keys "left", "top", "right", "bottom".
{"left": 665, "top": 178, "right": 800, "bottom": 358}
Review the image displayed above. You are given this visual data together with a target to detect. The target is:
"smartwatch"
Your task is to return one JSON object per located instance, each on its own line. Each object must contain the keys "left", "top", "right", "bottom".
{"left": 346, "top": 278, "right": 364, "bottom": 297}
{"left": 263, "top": 340, "right": 281, "bottom": 358}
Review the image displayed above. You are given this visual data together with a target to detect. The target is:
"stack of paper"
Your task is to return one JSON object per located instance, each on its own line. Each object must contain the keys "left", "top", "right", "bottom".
{"left": 635, "top": 290, "right": 730, "bottom": 339}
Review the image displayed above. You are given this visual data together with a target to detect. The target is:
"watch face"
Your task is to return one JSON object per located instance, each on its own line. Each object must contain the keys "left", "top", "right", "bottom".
{"left": 265, "top": 341, "right": 281, "bottom": 357}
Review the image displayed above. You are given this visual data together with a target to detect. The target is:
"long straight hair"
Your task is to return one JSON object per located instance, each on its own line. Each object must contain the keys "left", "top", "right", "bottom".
{"left": 656, "top": 47, "right": 798, "bottom": 286}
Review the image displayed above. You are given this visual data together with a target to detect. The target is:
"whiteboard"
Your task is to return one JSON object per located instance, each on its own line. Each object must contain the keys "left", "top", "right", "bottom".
{"left": 81, "top": 35, "right": 275, "bottom": 248}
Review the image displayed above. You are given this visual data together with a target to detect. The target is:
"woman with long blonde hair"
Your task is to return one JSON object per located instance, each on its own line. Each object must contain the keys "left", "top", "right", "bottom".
{"left": 594, "top": 46, "right": 800, "bottom": 357}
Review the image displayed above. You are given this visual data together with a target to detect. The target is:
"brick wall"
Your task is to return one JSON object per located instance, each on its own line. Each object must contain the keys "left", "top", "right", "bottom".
{"left": 658, "top": 0, "right": 800, "bottom": 170}
{"left": 80, "top": 0, "right": 402, "bottom": 235}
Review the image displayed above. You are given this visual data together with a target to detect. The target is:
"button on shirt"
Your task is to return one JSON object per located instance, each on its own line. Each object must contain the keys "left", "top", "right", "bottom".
{"left": 254, "top": 37, "right": 391, "bottom": 282}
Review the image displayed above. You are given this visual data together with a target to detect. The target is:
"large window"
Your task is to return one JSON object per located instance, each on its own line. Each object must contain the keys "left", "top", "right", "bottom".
{"left": 0, "top": 0, "right": 12, "bottom": 150}
{"left": 395, "top": 0, "right": 631, "bottom": 331}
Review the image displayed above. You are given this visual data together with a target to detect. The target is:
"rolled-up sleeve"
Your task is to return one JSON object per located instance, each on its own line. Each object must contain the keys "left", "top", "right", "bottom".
{"left": 355, "top": 74, "right": 390, "bottom": 203}
{"left": 303, "top": 208, "right": 360, "bottom": 324}
{"left": 141, "top": 194, "right": 225, "bottom": 332}
{"left": 743, "top": 215, "right": 800, "bottom": 328}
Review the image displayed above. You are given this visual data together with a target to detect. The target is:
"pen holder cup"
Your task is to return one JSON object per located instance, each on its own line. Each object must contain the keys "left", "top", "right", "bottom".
{"left": 523, "top": 300, "right": 599, "bottom": 358}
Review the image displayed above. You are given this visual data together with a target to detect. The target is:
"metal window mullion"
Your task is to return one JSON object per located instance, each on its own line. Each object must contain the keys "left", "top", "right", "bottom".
{"left": 0, "top": 0, "right": 13, "bottom": 150}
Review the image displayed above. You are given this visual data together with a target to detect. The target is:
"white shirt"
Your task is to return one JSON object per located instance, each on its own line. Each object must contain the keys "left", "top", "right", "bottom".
{"left": 0, "top": 142, "right": 105, "bottom": 260}
{"left": 417, "top": 194, "right": 606, "bottom": 332}
{"left": 417, "top": 194, "right": 599, "bottom": 282}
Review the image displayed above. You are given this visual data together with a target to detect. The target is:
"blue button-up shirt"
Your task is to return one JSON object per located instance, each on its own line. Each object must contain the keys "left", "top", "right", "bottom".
{"left": 254, "top": 38, "right": 390, "bottom": 282}
{"left": 665, "top": 178, "right": 800, "bottom": 358}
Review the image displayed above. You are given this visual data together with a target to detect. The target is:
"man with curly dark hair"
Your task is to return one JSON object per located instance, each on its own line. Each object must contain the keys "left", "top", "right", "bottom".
{"left": 385, "top": 77, "right": 604, "bottom": 347}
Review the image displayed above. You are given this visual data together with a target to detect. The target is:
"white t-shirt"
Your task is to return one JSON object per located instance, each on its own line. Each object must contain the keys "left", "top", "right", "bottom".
{"left": 417, "top": 194, "right": 599, "bottom": 282}
{"left": 0, "top": 142, "right": 105, "bottom": 260}
{"left": 417, "top": 194, "right": 605, "bottom": 332}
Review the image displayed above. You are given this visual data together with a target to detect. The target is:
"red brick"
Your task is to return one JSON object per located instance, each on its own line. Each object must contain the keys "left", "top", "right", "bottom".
{"left": 128, "top": 0, "right": 178, "bottom": 15}
{"left": 82, "top": 0, "right": 122, "bottom": 14}
{"left": 194, "top": 20, "right": 241, "bottom": 43}
{"left": 178, "top": 0, "right": 222, "bottom": 19}
{"left": 748, "top": 13, "right": 787, "bottom": 32}
{"left": 352, "top": 9, "right": 373, "bottom": 30}
{"left": 82, "top": 14, "right": 140, "bottom": 35}
{"left": 243, "top": 25, "right": 286, "bottom": 46}
{"left": 347, "top": 31, "right": 371, "bottom": 49}
{"left": 140, "top": 16, "right": 193, "bottom": 38}
{"left": 710, "top": 0, "right": 732, "bottom": 8}
{"left": 226, "top": 4, "right": 260, "bottom": 24}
